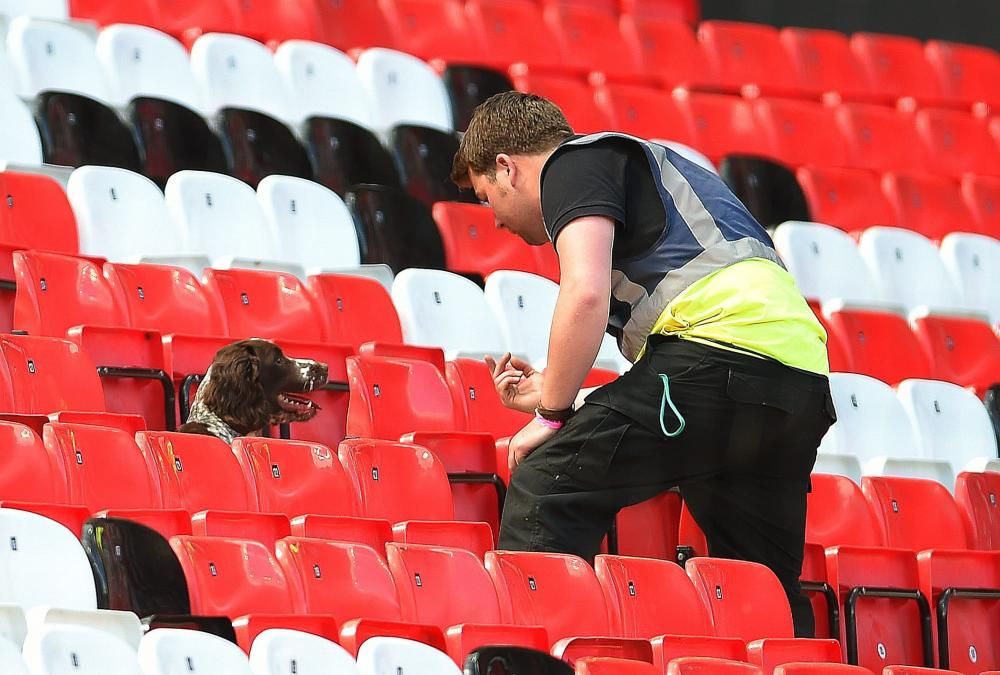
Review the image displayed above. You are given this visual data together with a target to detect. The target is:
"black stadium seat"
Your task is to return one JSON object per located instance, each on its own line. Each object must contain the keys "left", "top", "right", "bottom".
{"left": 442, "top": 64, "right": 514, "bottom": 131}
{"left": 719, "top": 156, "right": 810, "bottom": 228}
{"left": 215, "top": 108, "right": 313, "bottom": 188}
{"left": 388, "top": 125, "right": 478, "bottom": 207}
{"left": 345, "top": 184, "right": 447, "bottom": 273}
{"left": 35, "top": 92, "right": 142, "bottom": 172}
{"left": 129, "top": 97, "right": 229, "bottom": 189}
{"left": 303, "top": 116, "right": 401, "bottom": 196}
{"left": 463, "top": 646, "right": 574, "bottom": 675}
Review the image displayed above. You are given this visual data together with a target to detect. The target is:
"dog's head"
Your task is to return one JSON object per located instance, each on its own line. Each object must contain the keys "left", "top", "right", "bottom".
{"left": 197, "top": 338, "right": 329, "bottom": 434}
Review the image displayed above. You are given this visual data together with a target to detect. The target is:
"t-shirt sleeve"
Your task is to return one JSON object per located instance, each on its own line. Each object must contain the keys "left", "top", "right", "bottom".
{"left": 540, "top": 142, "right": 629, "bottom": 244}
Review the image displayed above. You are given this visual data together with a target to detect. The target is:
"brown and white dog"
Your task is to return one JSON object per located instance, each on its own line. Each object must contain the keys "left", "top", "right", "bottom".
{"left": 179, "top": 338, "right": 329, "bottom": 444}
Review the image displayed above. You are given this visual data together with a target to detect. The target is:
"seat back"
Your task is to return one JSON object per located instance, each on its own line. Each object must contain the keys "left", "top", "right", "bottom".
{"left": 675, "top": 92, "right": 770, "bottom": 163}
{"left": 165, "top": 170, "right": 280, "bottom": 266}
{"left": 862, "top": 475, "right": 970, "bottom": 550}
{"left": 0, "top": 421, "right": 67, "bottom": 503}
{"left": 355, "top": 48, "right": 452, "bottom": 135}
{"left": 955, "top": 471, "right": 1000, "bottom": 550}
{"left": 753, "top": 98, "right": 846, "bottom": 167}
{"left": 577, "top": 658, "right": 659, "bottom": 674}
{"left": 0, "top": 335, "right": 106, "bottom": 414}
{"left": 104, "top": 262, "right": 227, "bottom": 336}
{"left": 484, "top": 271, "right": 559, "bottom": 367}
{"left": 136, "top": 431, "right": 258, "bottom": 512}
{"left": 388, "top": 126, "right": 469, "bottom": 207}
{"left": 834, "top": 104, "right": 923, "bottom": 173}
{"left": 897, "top": 379, "right": 998, "bottom": 472}
{"left": 823, "top": 309, "right": 934, "bottom": 385}
{"left": 248, "top": 628, "right": 360, "bottom": 675}
{"left": 432, "top": 203, "right": 541, "bottom": 280}
{"left": 858, "top": 227, "right": 964, "bottom": 313}
{"left": 485, "top": 551, "right": 611, "bottom": 643}
{"left": 806, "top": 474, "right": 885, "bottom": 548}
{"left": 0, "top": 508, "right": 96, "bottom": 609}
{"left": 13, "top": 250, "right": 129, "bottom": 337}
{"left": 274, "top": 40, "right": 371, "bottom": 127}
{"left": 909, "top": 315, "right": 1000, "bottom": 394}
{"left": 0, "top": 172, "right": 78, "bottom": 254}
{"left": 463, "top": 645, "right": 574, "bottom": 675}
{"left": 960, "top": 175, "right": 1000, "bottom": 238}
{"left": 356, "top": 636, "right": 461, "bottom": 675}
{"left": 188, "top": 32, "right": 290, "bottom": 120}
{"left": 44, "top": 423, "right": 162, "bottom": 512}
{"left": 881, "top": 172, "right": 976, "bottom": 241}
{"left": 275, "top": 537, "right": 400, "bottom": 619}
{"left": 346, "top": 354, "right": 460, "bottom": 440}
{"left": 850, "top": 33, "right": 939, "bottom": 102}
{"left": 914, "top": 108, "right": 1000, "bottom": 180}
{"left": 139, "top": 627, "right": 252, "bottom": 675}
{"left": 7, "top": 16, "right": 109, "bottom": 101}
{"left": 697, "top": 20, "right": 795, "bottom": 94}
{"left": 939, "top": 233, "right": 1000, "bottom": 326}
{"left": 234, "top": 437, "right": 359, "bottom": 517}
{"left": 511, "top": 71, "right": 612, "bottom": 136}
{"left": 445, "top": 358, "right": 531, "bottom": 438}
{"left": 169, "top": 536, "right": 298, "bottom": 617}
{"left": 307, "top": 274, "right": 402, "bottom": 350}
{"left": 24, "top": 625, "right": 138, "bottom": 675}
{"left": 67, "top": 166, "right": 188, "bottom": 263}
{"left": 386, "top": 543, "right": 503, "bottom": 628}
{"left": 381, "top": 0, "right": 483, "bottom": 66}
{"left": 593, "top": 83, "right": 693, "bottom": 144}
{"left": 686, "top": 558, "right": 794, "bottom": 641}
{"left": 96, "top": 24, "right": 201, "bottom": 110}
{"left": 466, "top": 0, "right": 564, "bottom": 72}
{"left": 796, "top": 166, "right": 895, "bottom": 233}
{"left": 596, "top": 554, "right": 712, "bottom": 639}
{"left": 201, "top": 268, "right": 325, "bottom": 342}
{"left": 925, "top": 40, "right": 1000, "bottom": 109}
{"left": 337, "top": 439, "right": 454, "bottom": 522}
{"left": 0, "top": 92, "right": 42, "bottom": 165}
{"left": 773, "top": 222, "right": 881, "bottom": 305}
{"left": 820, "top": 373, "right": 920, "bottom": 463}
{"left": 256, "top": 175, "right": 360, "bottom": 275}
{"left": 779, "top": 27, "right": 872, "bottom": 100}
{"left": 392, "top": 268, "right": 505, "bottom": 359}
{"left": 543, "top": 3, "right": 641, "bottom": 80}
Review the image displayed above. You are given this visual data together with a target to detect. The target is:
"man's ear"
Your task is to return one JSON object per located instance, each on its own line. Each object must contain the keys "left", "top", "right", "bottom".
{"left": 495, "top": 153, "right": 514, "bottom": 183}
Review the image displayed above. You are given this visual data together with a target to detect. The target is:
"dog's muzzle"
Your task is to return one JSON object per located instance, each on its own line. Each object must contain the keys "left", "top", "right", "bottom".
{"left": 294, "top": 358, "right": 329, "bottom": 391}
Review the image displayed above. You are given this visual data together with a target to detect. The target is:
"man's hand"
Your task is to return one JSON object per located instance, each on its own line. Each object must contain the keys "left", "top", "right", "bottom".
{"left": 485, "top": 352, "right": 544, "bottom": 414}
{"left": 507, "top": 417, "right": 558, "bottom": 474}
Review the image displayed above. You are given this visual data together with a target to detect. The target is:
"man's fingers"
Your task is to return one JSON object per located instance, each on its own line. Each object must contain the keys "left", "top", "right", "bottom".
{"left": 495, "top": 371, "right": 522, "bottom": 391}
{"left": 483, "top": 355, "right": 496, "bottom": 372}
{"left": 491, "top": 352, "right": 513, "bottom": 378}
{"left": 509, "top": 355, "right": 535, "bottom": 374}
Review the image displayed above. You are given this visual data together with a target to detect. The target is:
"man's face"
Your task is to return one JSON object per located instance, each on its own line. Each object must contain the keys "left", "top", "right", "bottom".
{"left": 468, "top": 156, "right": 550, "bottom": 246}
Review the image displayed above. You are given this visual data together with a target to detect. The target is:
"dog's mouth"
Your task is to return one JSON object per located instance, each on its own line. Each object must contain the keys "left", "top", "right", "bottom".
{"left": 277, "top": 392, "right": 319, "bottom": 414}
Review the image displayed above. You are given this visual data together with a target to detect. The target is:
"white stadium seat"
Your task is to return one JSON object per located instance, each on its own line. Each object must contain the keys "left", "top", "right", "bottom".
{"left": 6, "top": 16, "right": 108, "bottom": 101}
{"left": 95, "top": 24, "right": 201, "bottom": 110}
{"left": 0, "top": 635, "right": 26, "bottom": 675}
{"left": 67, "top": 166, "right": 191, "bottom": 263}
{"left": 139, "top": 628, "right": 252, "bottom": 675}
{"left": 773, "top": 221, "right": 883, "bottom": 306}
{"left": 392, "top": 268, "right": 506, "bottom": 360}
{"left": 896, "top": 378, "right": 1000, "bottom": 478}
{"left": 0, "top": 1, "right": 67, "bottom": 21}
{"left": 355, "top": 48, "right": 452, "bottom": 136}
{"left": 23, "top": 625, "right": 139, "bottom": 675}
{"left": 189, "top": 32, "right": 291, "bottom": 121}
{"left": 661, "top": 141, "right": 718, "bottom": 174}
{"left": 273, "top": 40, "right": 372, "bottom": 128}
{"left": 25, "top": 607, "right": 142, "bottom": 651}
{"left": 484, "top": 270, "right": 560, "bottom": 367}
{"left": 355, "top": 637, "right": 462, "bottom": 675}
{"left": 165, "top": 170, "right": 301, "bottom": 274}
{"left": 0, "top": 509, "right": 95, "bottom": 611}
{"left": 862, "top": 456, "right": 956, "bottom": 488}
{"left": 812, "top": 453, "right": 864, "bottom": 484}
{"left": 858, "top": 226, "right": 966, "bottom": 315}
{"left": 256, "top": 175, "right": 361, "bottom": 275}
{"left": 939, "top": 233, "right": 1000, "bottom": 326}
{"left": 248, "top": 629, "right": 360, "bottom": 675}
{"left": 0, "top": 91, "right": 42, "bottom": 165}
{"left": 0, "top": 605, "right": 26, "bottom": 648}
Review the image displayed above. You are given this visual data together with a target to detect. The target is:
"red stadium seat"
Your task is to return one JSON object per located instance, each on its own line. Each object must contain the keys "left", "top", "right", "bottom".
{"left": 686, "top": 558, "right": 794, "bottom": 642}
{"left": 358, "top": 343, "right": 447, "bottom": 377}
{"left": 68, "top": 0, "right": 160, "bottom": 26}
{"left": 346, "top": 353, "right": 461, "bottom": 440}
{"left": 960, "top": 175, "right": 1000, "bottom": 238}
{"left": 669, "top": 658, "right": 763, "bottom": 675}
{"left": 0, "top": 421, "right": 69, "bottom": 504}
{"left": 338, "top": 439, "right": 455, "bottom": 522}
{"left": 576, "top": 658, "right": 659, "bottom": 674}
{"left": 201, "top": 268, "right": 326, "bottom": 343}
{"left": 445, "top": 358, "right": 532, "bottom": 439}
{"left": 311, "top": 0, "right": 396, "bottom": 51}
{"left": 834, "top": 104, "right": 924, "bottom": 173}
{"left": 822, "top": 306, "right": 934, "bottom": 384}
{"left": 883, "top": 668, "right": 963, "bottom": 675}
{"left": 774, "top": 665, "right": 873, "bottom": 675}
{"left": 136, "top": 431, "right": 258, "bottom": 513}
{"left": 752, "top": 98, "right": 847, "bottom": 168}
{"left": 391, "top": 521, "right": 494, "bottom": 559}
{"left": 511, "top": 69, "right": 611, "bottom": 134}
{"left": 0, "top": 335, "right": 106, "bottom": 414}
{"left": 289, "top": 514, "right": 393, "bottom": 553}
{"left": 914, "top": 108, "right": 1000, "bottom": 179}
{"left": 955, "top": 471, "right": 1000, "bottom": 551}
{"left": 594, "top": 84, "right": 694, "bottom": 143}
{"left": 190, "top": 511, "right": 291, "bottom": 548}
{"left": 380, "top": 0, "right": 484, "bottom": 63}
{"left": 170, "top": 535, "right": 300, "bottom": 617}
{"left": 231, "top": 0, "right": 326, "bottom": 44}
{"left": 621, "top": 0, "right": 698, "bottom": 24}
{"left": 0, "top": 502, "right": 90, "bottom": 538}
{"left": 542, "top": 3, "right": 641, "bottom": 79}
{"left": 924, "top": 40, "right": 1000, "bottom": 109}
{"left": 619, "top": 15, "right": 708, "bottom": 88}
{"left": 307, "top": 274, "right": 402, "bottom": 351}
{"left": 850, "top": 33, "right": 942, "bottom": 104}
{"left": 272, "top": 339, "right": 351, "bottom": 449}
{"left": 231, "top": 614, "right": 340, "bottom": 653}
{"left": 910, "top": 314, "right": 1000, "bottom": 394}
{"left": 779, "top": 28, "right": 877, "bottom": 103}
{"left": 432, "top": 202, "right": 549, "bottom": 281}
{"left": 0, "top": 172, "right": 78, "bottom": 255}
{"left": 796, "top": 167, "right": 896, "bottom": 232}
{"left": 466, "top": 0, "right": 565, "bottom": 72}
{"left": 806, "top": 474, "right": 885, "bottom": 549}
{"left": 653, "top": 636, "right": 747, "bottom": 665}
{"left": 697, "top": 21, "right": 797, "bottom": 97}
{"left": 881, "top": 171, "right": 979, "bottom": 240}
{"left": 96, "top": 508, "right": 192, "bottom": 540}
{"left": 104, "top": 262, "right": 228, "bottom": 337}
{"left": 674, "top": 92, "right": 771, "bottom": 164}
{"left": 233, "top": 438, "right": 360, "bottom": 517}
{"left": 746, "top": 639, "right": 843, "bottom": 675}
{"left": 614, "top": 491, "right": 682, "bottom": 561}
{"left": 43, "top": 423, "right": 162, "bottom": 512}
{"left": 861, "top": 475, "right": 968, "bottom": 551}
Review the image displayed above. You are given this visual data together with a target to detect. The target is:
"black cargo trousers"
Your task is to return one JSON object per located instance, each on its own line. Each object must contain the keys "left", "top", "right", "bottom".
{"left": 497, "top": 334, "right": 837, "bottom": 638}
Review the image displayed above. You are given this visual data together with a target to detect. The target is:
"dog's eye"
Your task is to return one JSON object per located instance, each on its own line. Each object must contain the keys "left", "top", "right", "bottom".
{"left": 274, "top": 357, "right": 284, "bottom": 364}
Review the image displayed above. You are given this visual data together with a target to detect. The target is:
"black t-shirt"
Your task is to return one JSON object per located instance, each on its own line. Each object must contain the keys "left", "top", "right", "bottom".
{"left": 540, "top": 136, "right": 667, "bottom": 260}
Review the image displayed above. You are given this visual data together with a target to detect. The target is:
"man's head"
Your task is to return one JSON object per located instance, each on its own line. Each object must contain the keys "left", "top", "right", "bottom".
{"left": 451, "top": 91, "right": 573, "bottom": 245}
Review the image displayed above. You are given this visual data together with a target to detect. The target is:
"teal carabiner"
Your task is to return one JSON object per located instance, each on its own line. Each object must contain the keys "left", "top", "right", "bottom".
{"left": 658, "top": 373, "right": 686, "bottom": 438}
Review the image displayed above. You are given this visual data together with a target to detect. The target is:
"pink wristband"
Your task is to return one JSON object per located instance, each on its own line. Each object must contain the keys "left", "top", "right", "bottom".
{"left": 535, "top": 413, "right": 564, "bottom": 430}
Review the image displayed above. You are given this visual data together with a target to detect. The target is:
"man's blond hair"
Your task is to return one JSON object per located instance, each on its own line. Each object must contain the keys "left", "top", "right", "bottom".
{"left": 451, "top": 91, "right": 573, "bottom": 186}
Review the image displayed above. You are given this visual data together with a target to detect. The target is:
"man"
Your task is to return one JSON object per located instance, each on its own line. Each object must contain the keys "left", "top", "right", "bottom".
{"left": 451, "top": 92, "right": 837, "bottom": 637}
